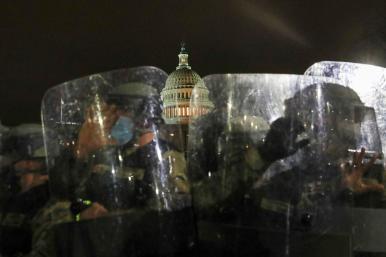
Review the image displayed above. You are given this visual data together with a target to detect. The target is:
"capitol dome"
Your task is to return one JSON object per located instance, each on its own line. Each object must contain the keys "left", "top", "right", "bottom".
{"left": 161, "top": 44, "right": 213, "bottom": 125}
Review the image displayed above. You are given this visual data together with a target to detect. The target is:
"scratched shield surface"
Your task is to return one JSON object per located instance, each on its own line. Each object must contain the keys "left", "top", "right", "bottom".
{"left": 305, "top": 61, "right": 386, "bottom": 157}
{"left": 40, "top": 66, "right": 197, "bottom": 257}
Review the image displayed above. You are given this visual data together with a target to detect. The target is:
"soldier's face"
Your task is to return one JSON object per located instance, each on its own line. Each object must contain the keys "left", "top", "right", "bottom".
{"left": 309, "top": 112, "right": 359, "bottom": 160}
{"left": 14, "top": 160, "right": 45, "bottom": 192}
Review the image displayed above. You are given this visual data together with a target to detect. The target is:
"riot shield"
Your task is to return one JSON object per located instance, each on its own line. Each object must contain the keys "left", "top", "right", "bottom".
{"left": 41, "top": 66, "right": 195, "bottom": 257}
{"left": 305, "top": 62, "right": 386, "bottom": 158}
{"left": 188, "top": 74, "right": 384, "bottom": 257}
{"left": 305, "top": 61, "right": 386, "bottom": 254}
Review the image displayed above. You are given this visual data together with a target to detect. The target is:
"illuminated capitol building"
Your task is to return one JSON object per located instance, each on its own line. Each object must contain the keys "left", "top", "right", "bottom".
{"left": 161, "top": 43, "right": 213, "bottom": 125}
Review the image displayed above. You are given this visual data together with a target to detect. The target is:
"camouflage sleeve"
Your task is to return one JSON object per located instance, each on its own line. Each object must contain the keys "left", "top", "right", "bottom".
{"left": 26, "top": 201, "right": 73, "bottom": 257}
{"left": 163, "top": 150, "right": 190, "bottom": 194}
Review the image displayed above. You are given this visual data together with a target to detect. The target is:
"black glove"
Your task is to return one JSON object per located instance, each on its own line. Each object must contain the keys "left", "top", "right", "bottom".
{"left": 259, "top": 117, "right": 309, "bottom": 163}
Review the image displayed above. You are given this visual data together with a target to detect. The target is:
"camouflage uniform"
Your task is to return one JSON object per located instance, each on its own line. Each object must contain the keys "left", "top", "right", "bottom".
{"left": 78, "top": 138, "right": 189, "bottom": 212}
{"left": 190, "top": 115, "right": 269, "bottom": 221}
{"left": 0, "top": 183, "right": 50, "bottom": 257}
{"left": 69, "top": 82, "right": 190, "bottom": 213}
{"left": 27, "top": 201, "right": 72, "bottom": 257}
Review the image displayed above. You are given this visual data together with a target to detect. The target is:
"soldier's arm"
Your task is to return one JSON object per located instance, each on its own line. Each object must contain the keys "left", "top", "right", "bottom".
{"left": 74, "top": 103, "right": 118, "bottom": 160}
{"left": 163, "top": 150, "right": 190, "bottom": 194}
{"left": 340, "top": 148, "right": 384, "bottom": 193}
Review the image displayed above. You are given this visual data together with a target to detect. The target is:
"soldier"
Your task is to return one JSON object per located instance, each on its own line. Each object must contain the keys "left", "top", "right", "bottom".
{"left": 0, "top": 124, "right": 50, "bottom": 257}
{"left": 254, "top": 82, "right": 384, "bottom": 232}
{"left": 190, "top": 115, "right": 270, "bottom": 220}
{"left": 70, "top": 82, "right": 190, "bottom": 216}
{"left": 190, "top": 82, "right": 385, "bottom": 257}
{"left": 33, "top": 80, "right": 192, "bottom": 257}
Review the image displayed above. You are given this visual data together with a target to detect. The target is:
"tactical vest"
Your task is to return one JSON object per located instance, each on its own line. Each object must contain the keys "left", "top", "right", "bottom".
{"left": 78, "top": 139, "right": 188, "bottom": 211}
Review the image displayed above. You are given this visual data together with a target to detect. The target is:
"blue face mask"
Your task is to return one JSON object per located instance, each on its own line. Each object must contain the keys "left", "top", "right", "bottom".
{"left": 110, "top": 116, "right": 135, "bottom": 146}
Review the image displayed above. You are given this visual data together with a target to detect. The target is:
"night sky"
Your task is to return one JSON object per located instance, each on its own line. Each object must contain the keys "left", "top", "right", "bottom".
{"left": 0, "top": 0, "right": 385, "bottom": 126}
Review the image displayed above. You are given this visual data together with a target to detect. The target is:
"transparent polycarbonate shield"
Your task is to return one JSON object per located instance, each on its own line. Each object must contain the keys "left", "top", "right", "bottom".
{"left": 188, "top": 74, "right": 385, "bottom": 256}
{"left": 41, "top": 66, "right": 195, "bottom": 257}
{"left": 42, "top": 66, "right": 169, "bottom": 167}
{"left": 305, "top": 62, "right": 386, "bottom": 158}
{"left": 305, "top": 62, "right": 386, "bottom": 254}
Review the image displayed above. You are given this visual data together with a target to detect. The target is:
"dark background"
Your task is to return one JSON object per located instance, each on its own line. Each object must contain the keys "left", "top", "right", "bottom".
{"left": 0, "top": 0, "right": 385, "bottom": 125}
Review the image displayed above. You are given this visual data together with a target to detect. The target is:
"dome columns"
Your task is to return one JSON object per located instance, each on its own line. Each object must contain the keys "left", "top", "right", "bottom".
{"left": 161, "top": 43, "right": 213, "bottom": 125}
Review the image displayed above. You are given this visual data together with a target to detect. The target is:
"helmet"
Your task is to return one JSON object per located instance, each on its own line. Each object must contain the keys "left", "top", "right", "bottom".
{"left": 9, "top": 124, "right": 47, "bottom": 175}
{"left": 285, "top": 82, "right": 363, "bottom": 118}
{"left": 10, "top": 124, "right": 46, "bottom": 160}
{"left": 107, "top": 82, "right": 164, "bottom": 127}
{"left": 284, "top": 82, "right": 377, "bottom": 160}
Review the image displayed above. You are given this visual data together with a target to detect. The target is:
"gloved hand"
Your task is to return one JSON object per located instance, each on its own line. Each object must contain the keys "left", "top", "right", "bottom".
{"left": 340, "top": 147, "right": 384, "bottom": 193}
{"left": 75, "top": 102, "right": 119, "bottom": 159}
{"left": 259, "top": 117, "right": 309, "bottom": 163}
{"left": 79, "top": 202, "right": 108, "bottom": 220}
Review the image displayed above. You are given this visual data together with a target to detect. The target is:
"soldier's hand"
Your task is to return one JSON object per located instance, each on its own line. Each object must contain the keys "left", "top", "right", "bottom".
{"left": 75, "top": 103, "right": 119, "bottom": 159}
{"left": 79, "top": 202, "right": 108, "bottom": 220}
{"left": 340, "top": 148, "right": 384, "bottom": 193}
{"left": 260, "top": 117, "right": 309, "bottom": 163}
